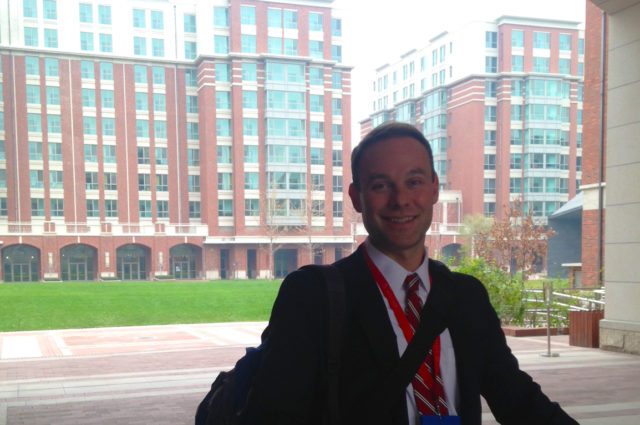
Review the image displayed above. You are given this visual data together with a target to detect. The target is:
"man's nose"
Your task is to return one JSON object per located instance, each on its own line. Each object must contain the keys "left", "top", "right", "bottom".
{"left": 389, "top": 185, "right": 411, "bottom": 207}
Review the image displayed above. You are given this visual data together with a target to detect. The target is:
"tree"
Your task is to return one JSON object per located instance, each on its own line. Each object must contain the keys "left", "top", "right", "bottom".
{"left": 474, "top": 199, "right": 555, "bottom": 280}
{"left": 461, "top": 213, "right": 493, "bottom": 257}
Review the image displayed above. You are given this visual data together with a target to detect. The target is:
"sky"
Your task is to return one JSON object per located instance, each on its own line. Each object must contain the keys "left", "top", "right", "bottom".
{"left": 332, "top": 0, "right": 587, "bottom": 135}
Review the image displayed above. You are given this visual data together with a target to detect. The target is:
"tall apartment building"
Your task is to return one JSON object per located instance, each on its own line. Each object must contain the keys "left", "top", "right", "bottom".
{"left": 0, "top": 0, "right": 353, "bottom": 281}
{"left": 362, "top": 16, "right": 584, "bottom": 224}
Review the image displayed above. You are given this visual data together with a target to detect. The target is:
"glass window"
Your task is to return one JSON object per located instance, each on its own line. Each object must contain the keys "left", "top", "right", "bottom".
{"left": 101, "top": 89, "right": 114, "bottom": 108}
{"left": 310, "top": 67, "right": 323, "bottom": 86}
{"left": 333, "top": 201, "right": 343, "bottom": 218}
{"left": 23, "top": 0, "right": 37, "bottom": 17}
{"left": 44, "top": 58, "right": 58, "bottom": 77}
{"left": 268, "top": 8, "right": 281, "bottom": 28}
{"left": 26, "top": 85, "right": 40, "bottom": 104}
{"left": 245, "top": 172, "right": 259, "bottom": 190}
{"left": 49, "top": 170, "right": 63, "bottom": 188}
{"left": 46, "top": 87, "right": 60, "bottom": 105}
{"left": 511, "top": 30, "right": 524, "bottom": 48}
{"left": 215, "top": 63, "right": 229, "bottom": 82}
{"left": 310, "top": 94, "right": 324, "bottom": 112}
{"left": 82, "top": 88, "right": 96, "bottom": 107}
{"left": 485, "top": 56, "right": 497, "bottom": 73}
{"left": 44, "top": 29, "right": 58, "bottom": 48}
{"left": 153, "top": 93, "right": 165, "bottom": 111}
{"left": 332, "top": 71, "right": 342, "bottom": 89}
{"left": 133, "top": 36, "right": 146, "bottom": 56}
{"left": 184, "top": 41, "right": 197, "bottom": 59}
{"left": 244, "top": 145, "right": 258, "bottom": 163}
{"left": 284, "top": 10, "right": 297, "bottom": 29}
{"left": 218, "top": 200, "right": 232, "bottom": 217}
{"left": 105, "top": 199, "right": 118, "bottom": 217}
{"left": 485, "top": 81, "right": 496, "bottom": 98}
{"left": 485, "top": 31, "right": 497, "bottom": 48}
{"left": 134, "top": 65, "right": 147, "bottom": 83}
{"left": 332, "top": 18, "right": 342, "bottom": 36}
{"left": 243, "top": 118, "right": 258, "bottom": 136}
{"left": 309, "top": 12, "right": 323, "bottom": 31}
{"left": 245, "top": 199, "right": 259, "bottom": 216}
{"left": 214, "top": 35, "right": 229, "bottom": 54}
{"left": 483, "top": 178, "right": 496, "bottom": 194}
{"left": 217, "top": 146, "right": 231, "bottom": 163}
{"left": 214, "top": 7, "right": 229, "bottom": 27}
{"left": 43, "top": 0, "right": 57, "bottom": 19}
{"left": 151, "top": 10, "right": 163, "bottom": 30}
{"left": 484, "top": 106, "right": 496, "bottom": 122}
{"left": 533, "top": 57, "right": 549, "bottom": 73}
{"left": 533, "top": 32, "right": 550, "bottom": 49}
{"left": 217, "top": 173, "right": 231, "bottom": 190}
{"left": 241, "top": 35, "right": 256, "bottom": 53}
{"left": 133, "top": 9, "right": 145, "bottom": 28}
{"left": 484, "top": 130, "right": 496, "bottom": 146}
{"left": 135, "top": 92, "right": 147, "bottom": 111}
{"left": 99, "top": 33, "right": 112, "bottom": 52}
{"left": 152, "top": 38, "right": 165, "bottom": 57}
{"left": 240, "top": 5, "right": 255, "bottom": 25}
{"left": 29, "top": 141, "right": 42, "bottom": 160}
{"left": 186, "top": 95, "right": 198, "bottom": 113}
{"left": 24, "top": 27, "right": 38, "bottom": 47}
{"left": 184, "top": 14, "right": 196, "bottom": 32}
{"left": 80, "top": 31, "right": 94, "bottom": 51}
{"left": 559, "top": 58, "right": 571, "bottom": 75}
{"left": 25, "top": 56, "right": 40, "bottom": 75}
{"left": 284, "top": 38, "right": 298, "bottom": 56}
{"left": 512, "top": 55, "right": 524, "bottom": 72}
{"left": 100, "top": 62, "right": 113, "bottom": 80}
{"left": 242, "top": 63, "right": 257, "bottom": 81}
{"left": 217, "top": 119, "right": 231, "bottom": 137}
{"left": 79, "top": 3, "right": 92, "bottom": 23}
{"left": 216, "top": 91, "right": 231, "bottom": 109}
{"left": 139, "top": 200, "right": 152, "bottom": 218}
{"left": 559, "top": 34, "right": 572, "bottom": 51}
{"left": 28, "top": 113, "right": 42, "bottom": 132}
{"left": 310, "top": 41, "right": 323, "bottom": 59}
{"left": 242, "top": 91, "right": 257, "bottom": 109}
{"left": 98, "top": 5, "right": 111, "bottom": 24}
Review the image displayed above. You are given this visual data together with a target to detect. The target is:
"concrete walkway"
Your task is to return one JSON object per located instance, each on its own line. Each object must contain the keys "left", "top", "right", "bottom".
{"left": 1, "top": 323, "right": 639, "bottom": 424}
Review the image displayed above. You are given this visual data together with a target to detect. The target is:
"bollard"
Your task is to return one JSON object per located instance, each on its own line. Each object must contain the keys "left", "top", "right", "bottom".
{"left": 540, "top": 281, "right": 559, "bottom": 358}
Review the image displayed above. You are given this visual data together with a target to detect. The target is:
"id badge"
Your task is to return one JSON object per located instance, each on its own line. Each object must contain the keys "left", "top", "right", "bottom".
{"left": 420, "top": 415, "right": 461, "bottom": 425}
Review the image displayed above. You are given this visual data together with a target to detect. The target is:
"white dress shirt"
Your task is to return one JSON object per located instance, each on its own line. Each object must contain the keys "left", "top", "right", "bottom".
{"left": 365, "top": 239, "right": 458, "bottom": 424}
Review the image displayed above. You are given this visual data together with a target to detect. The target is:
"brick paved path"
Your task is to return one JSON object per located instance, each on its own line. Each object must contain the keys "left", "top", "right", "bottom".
{"left": 1, "top": 323, "right": 639, "bottom": 424}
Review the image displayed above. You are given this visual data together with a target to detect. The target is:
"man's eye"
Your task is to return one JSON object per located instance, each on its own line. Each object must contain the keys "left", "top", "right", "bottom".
{"left": 408, "top": 179, "right": 424, "bottom": 187}
{"left": 371, "top": 182, "right": 388, "bottom": 191}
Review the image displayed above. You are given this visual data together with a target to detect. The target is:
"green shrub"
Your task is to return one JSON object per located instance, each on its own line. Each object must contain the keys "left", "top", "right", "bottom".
{"left": 451, "top": 257, "right": 525, "bottom": 325}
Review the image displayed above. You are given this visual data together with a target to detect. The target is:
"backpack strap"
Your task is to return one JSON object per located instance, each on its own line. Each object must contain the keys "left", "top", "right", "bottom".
{"left": 301, "top": 264, "right": 345, "bottom": 425}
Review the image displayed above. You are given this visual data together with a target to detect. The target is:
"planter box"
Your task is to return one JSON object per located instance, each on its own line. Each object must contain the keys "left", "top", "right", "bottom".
{"left": 502, "top": 326, "right": 569, "bottom": 337}
{"left": 569, "top": 310, "right": 604, "bottom": 348}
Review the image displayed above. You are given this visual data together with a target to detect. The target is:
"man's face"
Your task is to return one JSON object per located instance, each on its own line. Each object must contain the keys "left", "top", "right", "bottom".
{"left": 349, "top": 136, "right": 439, "bottom": 264}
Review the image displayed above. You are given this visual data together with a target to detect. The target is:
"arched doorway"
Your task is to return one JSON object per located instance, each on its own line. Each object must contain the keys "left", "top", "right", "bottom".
{"left": 116, "top": 244, "right": 150, "bottom": 280}
{"left": 442, "top": 243, "right": 463, "bottom": 264}
{"left": 170, "top": 244, "right": 201, "bottom": 279}
{"left": 2, "top": 245, "right": 41, "bottom": 282}
{"left": 274, "top": 249, "right": 297, "bottom": 278}
{"left": 61, "top": 244, "right": 97, "bottom": 281}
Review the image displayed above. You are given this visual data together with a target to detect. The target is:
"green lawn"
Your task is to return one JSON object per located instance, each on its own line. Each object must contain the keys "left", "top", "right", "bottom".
{"left": 0, "top": 280, "right": 282, "bottom": 332}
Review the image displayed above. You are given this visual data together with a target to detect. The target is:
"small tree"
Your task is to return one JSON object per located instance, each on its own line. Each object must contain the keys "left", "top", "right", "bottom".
{"left": 475, "top": 199, "right": 555, "bottom": 280}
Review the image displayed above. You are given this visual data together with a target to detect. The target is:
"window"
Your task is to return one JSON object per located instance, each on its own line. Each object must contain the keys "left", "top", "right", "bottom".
{"left": 332, "top": 175, "right": 343, "bottom": 192}
{"left": 28, "top": 113, "right": 42, "bottom": 133}
{"left": 332, "top": 18, "right": 342, "bottom": 36}
{"left": 559, "top": 58, "right": 571, "bottom": 75}
{"left": 310, "top": 121, "right": 324, "bottom": 138}
{"left": 332, "top": 98, "right": 342, "bottom": 116}
{"left": 333, "top": 201, "right": 343, "bottom": 218}
{"left": 485, "top": 31, "right": 497, "bottom": 48}
{"left": 241, "top": 35, "right": 256, "bottom": 53}
{"left": 24, "top": 0, "right": 37, "bottom": 17}
{"left": 484, "top": 106, "right": 496, "bottom": 122}
{"left": 578, "top": 38, "right": 585, "bottom": 55}
{"left": 133, "top": 9, "right": 145, "bottom": 28}
{"left": 187, "top": 122, "right": 199, "bottom": 139}
{"left": 49, "top": 170, "right": 63, "bottom": 189}
{"left": 80, "top": 32, "right": 94, "bottom": 51}
{"left": 134, "top": 36, "right": 146, "bottom": 56}
{"left": 485, "top": 81, "right": 496, "bottom": 98}
{"left": 101, "top": 89, "right": 114, "bottom": 108}
{"left": 268, "top": 8, "right": 281, "bottom": 28}
{"left": 217, "top": 91, "right": 231, "bottom": 109}
{"left": 309, "top": 12, "right": 323, "bottom": 31}
{"left": 26, "top": 85, "right": 40, "bottom": 104}
{"left": 152, "top": 66, "right": 165, "bottom": 84}
{"left": 284, "top": 10, "right": 297, "bottom": 29}
{"left": 25, "top": 56, "right": 39, "bottom": 75}
{"left": 82, "top": 88, "right": 96, "bottom": 107}
{"left": 139, "top": 200, "right": 152, "bottom": 219}
{"left": 245, "top": 199, "right": 259, "bottom": 216}
{"left": 156, "top": 174, "right": 168, "bottom": 191}
{"left": 134, "top": 65, "right": 147, "bottom": 83}
{"left": 512, "top": 30, "right": 524, "bottom": 48}
{"left": 184, "top": 41, "right": 197, "bottom": 59}
{"left": 510, "top": 153, "right": 522, "bottom": 169}
{"left": 484, "top": 178, "right": 496, "bottom": 194}
{"left": 84, "top": 144, "right": 97, "bottom": 162}
{"left": 217, "top": 146, "right": 231, "bottom": 163}
{"left": 332, "top": 149, "right": 342, "bottom": 166}
{"left": 100, "top": 62, "right": 113, "bottom": 80}
{"left": 99, "top": 33, "right": 112, "bottom": 52}
{"left": 485, "top": 57, "right": 497, "bottom": 73}
{"left": 215, "top": 63, "right": 229, "bottom": 83}
{"left": 214, "top": 35, "right": 229, "bottom": 54}
{"left": 332, "top": 71, "right": 342, "bottom": 89}
{"left": 24, "top": 27, "right": 38, "bottom": 47}
{"left": 184, "top": 14, "right": 196, "bottom": 32}
{"left": 98, "top": 5, "right": 111, "bottom": 24}
{"left": 138, "top": 173, "right": 150, "bottom": 191}
{"left": 511, "top": 104, "right": 522, "bottom": 121}
{"left": 268, "top": 38, "right": 281, "bottom": 56}
{"left": 137, "top": 147, "right": 150, "bottom": 164}
{"left": 242, "top": 63, "right": 257, "bottom": 81}
{"left": 217, "top": 119, "right": 231, "bottom": 137}
{"left": 152, "top": 39, "right": 165, "bottom": 57}
{"left": 559, "top": 34, "right": 572, "bottom": 51}
{"left": 310, "top": 41, "right": 323, "bottom": 59}
{"left": 87, "top": 200, "right": 100, "bottom": 217}
{"left": 44, "top": 29, "right": 58, "bottom": 48}
{"left": 105, "top": 199, "right": 117, "bottom": 217}
{"left": 217, "top": 173, "right": 232, "bottom": 190}
{"left": 243, "top": 118, "right": 258, "bottom": 136}
{"left": 332, "top": 124, "right": 342, "bottom": 141}
{"left": 243, "top": 145, "right": 258, "bottom": 163}
{"left": 85, "top": 171, "right": 98, "bottom": 190}
{"left": 48, "top": 115, "right": 61, "bottom": 134}
{"left": 242, "top": 91, "right": 257, "bottom": 109}
{"left": 49, "top": 199, "right": 64, "bottom": 217}
{"left": 245, "top": 172, "right": 259, "bottom": 190}
{"left": 136, "top": 119, "right": 149, "bottom": 138}
{"left": 79, "top": 3, "right": 92, "bottom": 22}
{"left": 214, "top": 7, "right": 229, "bottom": 28}
{"left": 154, "top": 121, "right": 166, "bottom": 139}
{"left": 240, "top": 5, "right": 256, "bottom": 25}
{"left": 29, "top": 142, "right": 42, "bottom": 160}
{"left": 533, "top": 32, "right": 550, "bottom": 49}
{"left": 310, "top": 67, "right": 323, "bottom": 86}
{"left": 218, "top": 200, "right": 233, "bottom": 217}
{"left": 103, "top": 145, "right": 116, "bottom": 163}
{"left": 153, "top": 93, "right": 166, "bottom": 112}
{"left": 310, "top": 94, "right": 324, "bottom": 112}
{"left": 150, "top": 10, "right": 163, "bottom": 30}
{"left": 189, "top": 175, "right": 201, "bottom": 192}
{"left": 135, "top": 92, "right": 148, "bottom": 111}
{"left": 484, "top": 130, "right": 496, "bottom": 146}
{"left": 331, "top": 45, "right": 342, "bottom": 61}
{"left": 533, "top": 57, "right": 549, "bottom": 73}
{"left": 311, "top": 174, "right": 324, "bottom": 190}
{"left": 45, "top": 58, "right": 58, "bottom": 77}
{"left": 512, "top": 55, "right": 524, "bottom": 72}
{"left": 284, "top": 38, "right": 298, "bottom": 56}
{"left": 49, "top": 142, "right": 62, "bottom": 161}
{"left": 157, "top": 200, "right": 169, "bottom": 219}
{"left": 104, "top": 172, "right": 117, "bottom": 190}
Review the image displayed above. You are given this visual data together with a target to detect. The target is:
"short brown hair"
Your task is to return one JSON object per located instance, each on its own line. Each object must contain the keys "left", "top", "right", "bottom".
{"left": 351, "top": 122, "right": 436, "bottom": 190}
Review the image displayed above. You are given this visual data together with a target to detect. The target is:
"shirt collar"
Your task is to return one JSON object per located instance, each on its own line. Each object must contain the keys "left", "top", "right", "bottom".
{"left": 364, "top": 238, "right": 431, "bottom": 294}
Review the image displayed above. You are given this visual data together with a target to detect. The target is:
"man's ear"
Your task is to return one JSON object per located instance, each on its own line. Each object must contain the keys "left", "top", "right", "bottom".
{"left": 348, "top": 183, "right": 363, "bottom": 213}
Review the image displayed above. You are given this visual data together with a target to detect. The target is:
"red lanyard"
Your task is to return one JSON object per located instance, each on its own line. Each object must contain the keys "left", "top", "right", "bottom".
{"left": 363, "top": 248, "right": 442, "bottom": 386}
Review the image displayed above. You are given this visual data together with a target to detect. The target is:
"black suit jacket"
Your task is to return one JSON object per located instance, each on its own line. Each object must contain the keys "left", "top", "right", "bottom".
{"left": 244, "top": 246, "right": 577, "bottom": 425}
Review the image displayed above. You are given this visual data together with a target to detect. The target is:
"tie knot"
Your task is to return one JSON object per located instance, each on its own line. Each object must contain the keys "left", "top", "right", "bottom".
{"left": 403, "top": 273, "right": 421, "bottom": 295}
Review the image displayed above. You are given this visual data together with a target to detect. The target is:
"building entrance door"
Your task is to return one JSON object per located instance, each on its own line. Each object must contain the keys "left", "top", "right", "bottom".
{"left": 121, "top": 261, "right": 141, "bottom": 280}
{"left": 12, "top": 263, "right": 31, "bottom": 282}
{"left": 173, "top": 260, "right": 191, "bottom": 279}
{"left": 68, "top": 261, "right": 88, "bottom": 281}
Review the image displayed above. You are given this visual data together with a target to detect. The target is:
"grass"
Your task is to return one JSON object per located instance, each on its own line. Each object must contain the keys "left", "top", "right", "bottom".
{"left": 0, "top": 280, "right": 282, "bottom": 332}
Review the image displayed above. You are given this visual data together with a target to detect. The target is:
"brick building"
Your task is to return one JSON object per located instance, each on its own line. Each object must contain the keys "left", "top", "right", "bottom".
{"left": 362, "top": 16, "right": 585, "bottom": 225}
{"left": 0, "top": 0, "right": 355, "bottom": 281}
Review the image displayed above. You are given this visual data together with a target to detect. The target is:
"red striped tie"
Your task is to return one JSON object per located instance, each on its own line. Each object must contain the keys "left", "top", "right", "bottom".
{"left": 404, "top": 273, "right": 449, "bottom": 416}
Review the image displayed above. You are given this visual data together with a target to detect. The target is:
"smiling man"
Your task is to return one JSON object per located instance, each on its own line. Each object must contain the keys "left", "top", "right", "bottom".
{"left": 244, "top": 122, "right": 577, "bottom": 425}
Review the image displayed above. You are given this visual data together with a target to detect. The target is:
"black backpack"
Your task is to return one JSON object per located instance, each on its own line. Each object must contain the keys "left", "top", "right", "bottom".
{"left": 195, "top": 264, "right": 346, "bottom": 425}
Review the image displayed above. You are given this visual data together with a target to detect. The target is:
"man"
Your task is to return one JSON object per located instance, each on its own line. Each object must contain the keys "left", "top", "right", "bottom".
{"left": 244, "top": 122, "right": 577, "bottom": 425}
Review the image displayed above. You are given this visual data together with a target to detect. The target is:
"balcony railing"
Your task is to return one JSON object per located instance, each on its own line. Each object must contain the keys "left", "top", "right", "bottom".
{"left": 0, "top": 221, "right": 210, "bottom": 237}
